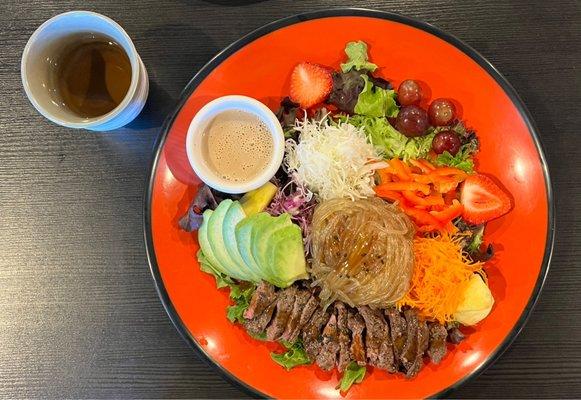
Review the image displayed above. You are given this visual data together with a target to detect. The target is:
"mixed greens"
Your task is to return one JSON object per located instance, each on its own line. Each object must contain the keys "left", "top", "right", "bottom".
{"left": 271, "top": 339, "right": 311, "bottom": 370}
{"left": 340, "top": 41, "right": 378, "bottom": 73}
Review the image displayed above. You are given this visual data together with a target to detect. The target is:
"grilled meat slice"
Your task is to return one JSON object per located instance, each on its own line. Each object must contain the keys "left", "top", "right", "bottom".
{"left": 335, "top": 302, "right": 352, "bottom": 372}
{"left": 315, "top": 313, "right": 340, "bottom": 371}
{"left": 447, "top": 326, "right": 465, "bottom": 344}
{"left": 358, "top": 306, "right": 395, "bottom": 373}
{"left": 302, "top": 308, "right": 331, "bottom": 360}
{"left": 406, "top": 319, "right": 429, "bottom": 378}
{"left": 385, "top": 307, "right": 407, "bottom": 366}
{"left": 281, "top": 289, "right": 313, "bottom": 343}
{"left": 266, "top": 286, "right": 297, "bottom": 341}
{"left": 427, "top": 322, "right": 448, "bottom": 364}
{"left": 347, "top": 309, "right": 366, "bottom": 367}
{"left": 299, "top": 294, "right": 320, "bottom": 328}
{"left": 244, "top": 281, "right": 276, "bottom": 320}
{"left": 400, "top": 308, "right": 419, "bottom": 373}
{"left": 244, "top": 297, "right": 278, "bottom": 336}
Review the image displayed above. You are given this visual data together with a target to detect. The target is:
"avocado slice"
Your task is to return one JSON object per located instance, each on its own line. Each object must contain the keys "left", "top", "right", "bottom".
{"left": 222, "top": 202, "right": 261, "bottom": 282}
{"left": 266, "top": 224, "right": 308, "bottom": 288}
{"left": 251, "top": 213, "right": 291, "bottom": 284}
{"left": 207, "top": 199, "right": 247, "bottom": 281}
{"left": 197, "top": 209, "right": 226, "bottom": 275}
{"left": 235, "top": 213, "right": 270, "bottom": 282}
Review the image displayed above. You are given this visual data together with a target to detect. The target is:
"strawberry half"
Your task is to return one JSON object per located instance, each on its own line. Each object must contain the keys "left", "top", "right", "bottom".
{"left": 289, "top": 62, "right": 333, "bottom": 109}
{"left": 460, "top": 174, "right": 512, "bottom": 224}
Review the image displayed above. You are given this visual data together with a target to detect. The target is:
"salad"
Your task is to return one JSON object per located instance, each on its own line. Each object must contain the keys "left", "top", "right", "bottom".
{"left": 180, "top": 41, "right": 512, "bottom": 393}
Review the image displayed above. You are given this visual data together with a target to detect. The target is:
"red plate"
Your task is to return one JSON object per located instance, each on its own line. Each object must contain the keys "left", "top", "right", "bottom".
{"left": 145, "top": 9, "right": 553, "bottom": 398}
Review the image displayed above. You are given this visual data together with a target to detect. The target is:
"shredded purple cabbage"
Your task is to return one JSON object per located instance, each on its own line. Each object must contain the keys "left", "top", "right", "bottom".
{"left": 266, "top": 174, "right": 317, "bottom": 248}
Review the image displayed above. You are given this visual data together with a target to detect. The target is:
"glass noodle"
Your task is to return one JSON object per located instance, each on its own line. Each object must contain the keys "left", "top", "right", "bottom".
{"left": 310, "top": 197, "right": 415, "bottom": 308}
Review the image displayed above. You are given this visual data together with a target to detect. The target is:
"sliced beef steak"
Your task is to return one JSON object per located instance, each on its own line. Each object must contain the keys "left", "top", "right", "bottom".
{"left": 299, "top": 294, "right": 320, "bottom": 328}
{"left": 347, "top": 309, "right": 366, "bottom": 366}
{"left": 427, "top": 323, "right": 448, "bottom": 364}
{"left": 239, "top": 282, "right": 467, "bottom": 379}
{"left": 315, "top": 312, "right": 340, "bottom": 371}
{"left": 418, "top": 320, "right": 429, "bottom": 354}
{"left": 335, "top": 302, "right": 352, "bottom": 372}
{"left": 385, "top": 307, "right": 407, "bottom": 367}
{"left": 266, "top": 286, "right": 297, "bottom": 341}
{"left": 358, "top": 306, "right": 395, "bottom": 373}
{"left": 406, "top": 319, "right": 429, "bottom": 378}
{"left": 400, "top": 308, "right": 419, "bottom": 373}
{"left": 244, "top": 281, "right": 276, "bottom": 319}
{"left": 302, "top": 308, "right": 331, "bottom": 360}
{"left": 244, "top": 296, "right": 278, "bottom": 336}
{"left": 281, "top": 289, "right": 312, "bottom": 343}
{"left": 447, "top": 327, "right": 465, "bottom": 344}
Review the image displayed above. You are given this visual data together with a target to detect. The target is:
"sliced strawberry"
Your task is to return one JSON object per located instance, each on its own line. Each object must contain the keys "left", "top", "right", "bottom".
{"left": 460, "top": 174, "right": 512, "bottom": 224}
{"left": 289, "top": 62, "right": 333, "bottom": 108}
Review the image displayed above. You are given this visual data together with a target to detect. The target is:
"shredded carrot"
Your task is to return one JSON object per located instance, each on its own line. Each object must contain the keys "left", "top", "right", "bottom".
{"left": 397, "top": 233, "right": 484, "bottom": 323}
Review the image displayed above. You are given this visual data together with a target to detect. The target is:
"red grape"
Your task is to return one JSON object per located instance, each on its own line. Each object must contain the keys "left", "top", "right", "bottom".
{"left": 395, "top": 105, "right": 430, "bottom": 137}
{"left": 398, "top": 79, "right": 422, "bottom": 106}
{"left": 432, "top": 130, "right": 462, "bottom": 155}
{"left": 428, "top": 98, "right": 456, "bottom": 126}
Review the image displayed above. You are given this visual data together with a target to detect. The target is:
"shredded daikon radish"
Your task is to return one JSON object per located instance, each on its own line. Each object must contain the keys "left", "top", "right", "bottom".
{"left": 284, "top": 118, "right": 383, "bottom": 201}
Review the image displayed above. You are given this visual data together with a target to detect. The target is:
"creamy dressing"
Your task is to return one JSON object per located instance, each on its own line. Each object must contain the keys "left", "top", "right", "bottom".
{"left": 202, "top": 110, "right": 274, "bottom": 183}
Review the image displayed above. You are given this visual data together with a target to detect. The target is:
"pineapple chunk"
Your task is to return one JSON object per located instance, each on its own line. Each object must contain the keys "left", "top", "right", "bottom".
{"left": 239, "top": 182, "right": 277, "bottom": 216}
{"left": 454, "top": 274, "right": 494, "bottom": 326}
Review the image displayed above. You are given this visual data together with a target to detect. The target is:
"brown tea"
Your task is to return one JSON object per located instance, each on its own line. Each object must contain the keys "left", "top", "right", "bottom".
{"left": 55, "top": 34, "right": 131, "bottom": 118}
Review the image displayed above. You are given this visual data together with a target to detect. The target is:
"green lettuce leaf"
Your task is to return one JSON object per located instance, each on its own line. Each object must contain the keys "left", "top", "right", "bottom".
{"left": 337, "top": 362, "right": 366, "bottom": 392}
{"left": 226, "top": 284, "right": 255, "bottom": 323}
{"left": 340, "top": 41, "right": 377, "bottom": 73}
{"left": 197, "top": 249, "right": 255, "bottom": 323}
{"left": 270, "top": 339, "right": 311, "bottom": 370}
{"left": 454, "top": 219, "right": 494, "bottom": 261}
{"left": 435, "top": 150, "right": 474, "bottom": 172}
{"left": 404, "top": 131, "right": 436, "bottom": 158}
{"left": 249, "top": 331, "right": 267, "bottom": 341}
{"left": 354, "top": 75, "right": 399, "bottom": 118}
{"left": 226, "top": 302, "right": 247, "bottom": 323}
{"left": 434, "top": 137, "right": 478, "bottom": 173}
{"left": 197, "top": 249, "right": 234, "bottom": 289}
{"left": 467, "top": 224, "right": 485, "bottom": 253}
{"left": 346, "top": 115, "right": 434, "bottom": 160}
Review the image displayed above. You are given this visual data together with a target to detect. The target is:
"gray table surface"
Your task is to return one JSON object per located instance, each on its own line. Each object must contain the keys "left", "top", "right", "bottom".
{"left": 1, "top": 0, "right": 580, "bottom": 398}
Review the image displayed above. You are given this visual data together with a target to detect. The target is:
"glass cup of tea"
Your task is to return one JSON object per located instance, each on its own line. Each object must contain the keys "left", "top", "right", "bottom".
{"left": 21, "top": 11, "right": 149, "bottom": 131}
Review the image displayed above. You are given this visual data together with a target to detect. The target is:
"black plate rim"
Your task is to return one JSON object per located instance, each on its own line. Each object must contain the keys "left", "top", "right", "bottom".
{"left": 143, "top": 7, "right": 554, "bottom": 399}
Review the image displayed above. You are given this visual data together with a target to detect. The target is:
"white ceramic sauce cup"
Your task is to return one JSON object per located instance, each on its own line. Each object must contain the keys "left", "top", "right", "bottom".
{"left": 21, "top": 11, "right": 149, "bottom": 131}
{"left": 186, "top": 95, "right": 285, "bottom": 194}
